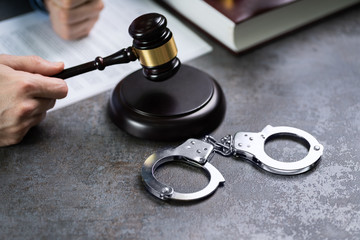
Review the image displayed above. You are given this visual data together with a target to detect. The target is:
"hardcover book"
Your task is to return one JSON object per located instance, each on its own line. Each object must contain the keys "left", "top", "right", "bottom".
{"left": 159, "top": 0, "right": 360, "bottom": 53}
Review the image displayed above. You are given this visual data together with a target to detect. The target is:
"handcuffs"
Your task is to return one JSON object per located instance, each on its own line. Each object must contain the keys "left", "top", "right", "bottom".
{"left": 141, "top": 125, "right": 324, "bottom": 201}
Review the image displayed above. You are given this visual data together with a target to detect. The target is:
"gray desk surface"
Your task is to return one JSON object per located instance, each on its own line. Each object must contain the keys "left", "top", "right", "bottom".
{"left": 1, "top": 5, "right": 360, "bottom": 240}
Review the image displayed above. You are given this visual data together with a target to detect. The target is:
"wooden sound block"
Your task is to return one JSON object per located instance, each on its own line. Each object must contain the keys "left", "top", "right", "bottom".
{"left": 108, "top": 65, "right": 226, "bottom": 141}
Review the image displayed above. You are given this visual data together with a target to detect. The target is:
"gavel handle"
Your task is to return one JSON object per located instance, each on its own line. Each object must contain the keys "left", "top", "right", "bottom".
{"left": 52, "top": 47, "right": 137, "bottom": 79}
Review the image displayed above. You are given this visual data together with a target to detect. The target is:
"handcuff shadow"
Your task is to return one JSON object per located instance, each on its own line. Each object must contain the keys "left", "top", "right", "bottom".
{"left": 236, "top": 156, "right": 322, "bottom": 179}
{"left": 137, "top": 160, "right": 224, "bottom": 206}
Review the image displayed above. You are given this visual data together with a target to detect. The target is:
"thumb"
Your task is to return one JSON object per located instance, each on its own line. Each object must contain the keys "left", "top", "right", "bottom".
{"left": 0, "top": 54, "right": 64, "bottom": 76}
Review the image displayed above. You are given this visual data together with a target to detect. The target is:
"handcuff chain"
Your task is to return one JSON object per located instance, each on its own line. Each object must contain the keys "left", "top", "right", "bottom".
{"left": 204, "top": 134, "right": 234, "bottom": 157}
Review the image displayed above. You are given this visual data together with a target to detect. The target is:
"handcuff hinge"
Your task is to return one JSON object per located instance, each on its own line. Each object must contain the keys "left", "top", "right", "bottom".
{"left": 204, "top": 135, "right": 234, "bottom": 157}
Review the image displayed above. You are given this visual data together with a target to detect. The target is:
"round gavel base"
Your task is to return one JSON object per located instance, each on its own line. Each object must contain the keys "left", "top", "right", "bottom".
{"left": 108, "top": 65, "right": 226, "bottom": 141}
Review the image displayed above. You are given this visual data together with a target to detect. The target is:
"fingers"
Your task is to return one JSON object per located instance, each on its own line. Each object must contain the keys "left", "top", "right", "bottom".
{"left": 56, "top": 0, "right": 103, "bottom": 24}
{"left": 0, "top": 54, "right": 64, "bottom": 76}
{"left": 49, "top": 14, "right": 99, "bottom": 40}
{"left": 45, "top": 0, "right": 104, "bottom": 40}
{"left": 22, "top": 73, "right": 68, "bottom": 99}
{"left": 0, "top": 61, "right": 68, "bottom": 100}
{"left": 52, "top": 0, "right": 93, "bottom": 9}
{"left": 15, "top": 98, "right": 56, "bottom": 118}
{"left": 0, "top": 69, "right": 62, "bottom": 147}
{"left": 0, "top": 56, "right": 68, "bottom": 99}
{"left": 73, "top": 17, "right": 99, "bottom": 38}
{"left": 0, "top": 56, "right": 67, "bottom": 147}
{"left": 0, "top": 113, "right": 46, "bottom": 147}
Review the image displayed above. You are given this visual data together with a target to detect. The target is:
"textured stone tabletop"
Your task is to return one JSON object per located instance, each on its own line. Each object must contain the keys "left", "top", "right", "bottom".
{"left": 1, "top": 5, "right": 360, "bottom": 240}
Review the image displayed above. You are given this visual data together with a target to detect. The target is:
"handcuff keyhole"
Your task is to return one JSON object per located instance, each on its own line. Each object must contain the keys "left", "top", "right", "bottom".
{"left": 155, "top": 161, "right": 209, "bottom": 193}
{"left": 264, "top": 134, "right": 310, "bottom": 162}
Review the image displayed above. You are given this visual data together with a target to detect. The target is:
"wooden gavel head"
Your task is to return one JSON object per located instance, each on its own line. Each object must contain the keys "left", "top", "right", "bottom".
{"left": 129, "top": 13, "right": 181, "bottom": 81}
{"left": 109, "top": 13, "right": 226, "bottom": 141}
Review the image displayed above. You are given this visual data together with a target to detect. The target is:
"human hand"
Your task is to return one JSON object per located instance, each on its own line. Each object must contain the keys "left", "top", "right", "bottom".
{"left": 0, "top": 54, "right": 68, "bottom": 147}
{"left": 44, "top": 0, "right": 104, "bottom": 40}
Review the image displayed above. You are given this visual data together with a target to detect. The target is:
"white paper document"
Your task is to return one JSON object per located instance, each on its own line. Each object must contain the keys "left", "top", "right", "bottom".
{"left": 0, "top": 0, "right": 212, "bottom": 110}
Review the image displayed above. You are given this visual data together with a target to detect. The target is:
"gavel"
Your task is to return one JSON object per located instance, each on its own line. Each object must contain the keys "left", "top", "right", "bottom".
{"left": 53, "top": 13, "right": 181, "bottom": 82}
{"left": 54, "top": 12, "right": 225, "bottom": 141}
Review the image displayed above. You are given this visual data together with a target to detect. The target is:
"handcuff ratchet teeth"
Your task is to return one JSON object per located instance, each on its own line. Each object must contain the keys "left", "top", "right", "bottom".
{"left": 141, "top": 125, "right": 324, "bottom": 201}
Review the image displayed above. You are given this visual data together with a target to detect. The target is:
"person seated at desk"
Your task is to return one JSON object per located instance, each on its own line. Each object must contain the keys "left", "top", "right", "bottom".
{"left": 0, "top": 0, "right": 104, "bottom": 147}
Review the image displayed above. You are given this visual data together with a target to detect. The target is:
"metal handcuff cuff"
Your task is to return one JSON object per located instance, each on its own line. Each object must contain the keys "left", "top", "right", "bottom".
{"left": 141, "top": 125, "right": 324, "bottom": 201}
